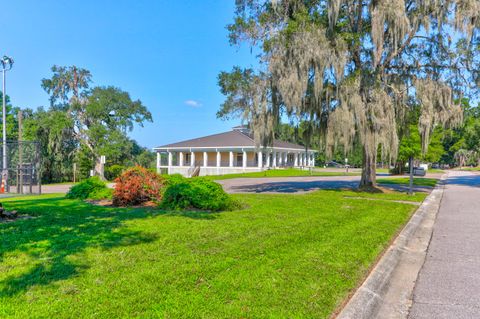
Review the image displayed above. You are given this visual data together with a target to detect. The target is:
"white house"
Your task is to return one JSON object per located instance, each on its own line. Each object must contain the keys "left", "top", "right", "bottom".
{"left": 154, "top": 126, "right": 317, "bottom": 177}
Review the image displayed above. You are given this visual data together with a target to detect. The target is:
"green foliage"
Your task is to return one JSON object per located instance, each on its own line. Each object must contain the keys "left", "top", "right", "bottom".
{"left": 133, "top": 149, "right": 156, "bottom": 168}
{"left": 162, "top": 177, "right": 238, "bottom": 211}
{"left": 162, "top": 174, "right": 188, "bottom": 187}
{"left": 37, "top": 66, "right": 153, "bottom": 181}
{"left": 8, "top": 66, "right": 154, "bottom": 183}
{"left": 105, "top": 164, "right": 126, "bottom": 181}
{"left": 88, "top": 188, "right": 113, "bottom": 201}
{"left": 66, "top": 176, "right": 110, "bottom": 200}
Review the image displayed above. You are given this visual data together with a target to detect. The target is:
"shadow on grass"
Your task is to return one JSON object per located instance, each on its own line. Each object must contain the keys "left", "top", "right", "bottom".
{"left": 0, "top": 196, "right": 217, "bottom": 297}
{"left": 226, "top": 179, "right": 431, "bottom": 194}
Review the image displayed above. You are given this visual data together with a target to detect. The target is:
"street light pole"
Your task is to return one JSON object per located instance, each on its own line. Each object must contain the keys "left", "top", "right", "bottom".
{"left": 1, "top": 56, "right": 13, "bottom": 192}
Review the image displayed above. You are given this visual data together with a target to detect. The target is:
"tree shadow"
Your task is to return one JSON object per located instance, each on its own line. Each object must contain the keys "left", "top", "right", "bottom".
{"left": 227, "top": 180, "right": 431, "bottom": 194}
{"left": 0, "top": 196, "right": 216, "bottom": 297}
{"left": 444, "top": 174, "right": 480, "bottom": 187}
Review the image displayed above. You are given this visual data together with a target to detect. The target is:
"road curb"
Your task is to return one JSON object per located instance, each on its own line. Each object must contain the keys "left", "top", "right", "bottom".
{"left": 336, "top": 176, "right": 446, "bottom": 319}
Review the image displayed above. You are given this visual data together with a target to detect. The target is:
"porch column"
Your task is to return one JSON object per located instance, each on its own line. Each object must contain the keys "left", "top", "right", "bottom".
{"left": 273, "top": 151, "right": 277, "bottom": 167}
{"left": 258, "top": 151, "right": 263, "bottom": 168}
{"left": 203, "top": 152, "right": 208, "bottom": 167}
{"left": 294, "top": 153, "right": 298, "bottom": 167}
{"left": 266, "top": 151, "right": 271, "bottom": 167}
{"left": 283, "top": 152, "right": 288, "bottom": 166}
{"left": 310, "top": 153, "right": 314, "bottom": 167}
{"left": 278, "top": 151, "right": 282, "bottom": 166}
{"left": 179, "top": 152, "right": 184, "bottom": 167}
{"left": 190, "top": 152, "right": 195, "bottom": 167}
{"left": 216, "top": 151, "right": 221, "bottom": 167}
{"left": 156, "top": 152, "right": 161, "bottom": 173}
{"left": 168, "top": 151, "right": 173, "bottom": 167}
{"left": 229, "top": 151, "right": 234, "bottom": 167}
{"left": 301, "top": 153, "right": 305, "bottom": 166}
{"left": 243, "top": 151, "right": 247, "bottom": 168}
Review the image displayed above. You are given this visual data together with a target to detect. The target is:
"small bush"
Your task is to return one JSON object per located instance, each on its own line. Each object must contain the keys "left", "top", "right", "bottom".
{"left": 162, "top": 177, "right": 238, "bottom": 211}
{"left": 113, "top": 166, "right": 165, "bottom": 206}
{"left": 66, "top": 177, "right": 110, "bottom": 200}
{"left": 88, "top": 188, "right": 113, "bottom": 200}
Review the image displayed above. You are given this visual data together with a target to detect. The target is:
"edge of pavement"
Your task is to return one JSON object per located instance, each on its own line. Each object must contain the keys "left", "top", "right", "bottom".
{"left": 335, "top": 173, "right": 447, "bottom": 319}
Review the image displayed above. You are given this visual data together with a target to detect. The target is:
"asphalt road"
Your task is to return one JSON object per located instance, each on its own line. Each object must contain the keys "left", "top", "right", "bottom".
{"left": 409, "top": 171, "right": 480, "bottom": 318}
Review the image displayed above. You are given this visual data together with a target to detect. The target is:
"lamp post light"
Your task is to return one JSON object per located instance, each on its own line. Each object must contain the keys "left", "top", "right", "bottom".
{"left": 1, "top": 55, "right": 14, "bottom": 191}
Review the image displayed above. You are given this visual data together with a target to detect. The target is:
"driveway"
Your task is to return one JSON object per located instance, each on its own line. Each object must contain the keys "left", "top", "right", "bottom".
{"left": 409, "top": 170, "right": 480, "bottom": 318}
{"left": 40, "top": 183, "right": 115, "bottom": 194}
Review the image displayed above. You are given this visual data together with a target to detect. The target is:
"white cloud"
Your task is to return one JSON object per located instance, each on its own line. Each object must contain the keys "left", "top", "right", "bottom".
{"left": 184, "top": 99, "right": 202, "bottom": 108}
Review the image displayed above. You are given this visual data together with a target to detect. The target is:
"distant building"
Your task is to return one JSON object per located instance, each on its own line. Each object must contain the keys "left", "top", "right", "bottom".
{"left": 154, "top": 126, "right": 316, "bottom": 177}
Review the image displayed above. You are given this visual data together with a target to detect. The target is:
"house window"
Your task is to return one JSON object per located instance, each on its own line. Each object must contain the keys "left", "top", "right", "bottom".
{"left": 185, "top": 153, "right": 191, "bottom": 165}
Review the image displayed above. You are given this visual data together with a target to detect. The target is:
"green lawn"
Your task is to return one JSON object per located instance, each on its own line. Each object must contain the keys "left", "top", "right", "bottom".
{"left": 427, "top": 169, "right": 445, "bottom": 174}
{"left": 0, "top": 191, "right": 423, "bottom": 318}
{"left": 376, "top": 168, "right": 445, "bottom": 174}
{"left": 377, "top": 177, "right": 438, "bottom": 187}
{"left": 460, "top": 167, "right": 480, "bottom": 171}
{"left": 206, "top": 168, "right": 359, "bottom": 180}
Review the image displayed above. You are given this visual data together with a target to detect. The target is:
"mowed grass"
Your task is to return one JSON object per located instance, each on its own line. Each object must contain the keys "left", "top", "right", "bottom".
{"left": 207, "top": 168, "right": 359, "bottom": 180}
{"left": 0, "top": 191, "right": 419, "bottom": 318}
{"left": 460, "top": 167, "right": 480, "bottom": 171}
{"left": 376, "top": 168, "right": 445, "bottom": 174}
{"left": 377, "top": 177, "right": 438, "bottom": 187}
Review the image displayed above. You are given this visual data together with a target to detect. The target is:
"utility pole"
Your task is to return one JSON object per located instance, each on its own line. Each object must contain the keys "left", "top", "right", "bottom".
{"left": 1, "top": 56, "right": 13, "bottom": 192}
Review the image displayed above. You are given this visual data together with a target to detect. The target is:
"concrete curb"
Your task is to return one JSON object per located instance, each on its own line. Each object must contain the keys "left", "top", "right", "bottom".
{"left": 336, "top": 176, "right": 446, "bottom": 319}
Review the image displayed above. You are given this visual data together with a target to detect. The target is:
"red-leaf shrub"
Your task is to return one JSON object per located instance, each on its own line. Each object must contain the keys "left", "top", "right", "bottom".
{"left": 113, "top": 166, "right": 165, "bottom": 206}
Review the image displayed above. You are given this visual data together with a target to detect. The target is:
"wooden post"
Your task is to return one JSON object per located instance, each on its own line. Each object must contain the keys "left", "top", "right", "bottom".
{"left": 18, "top": 111, "right": 23, "bottom": 194}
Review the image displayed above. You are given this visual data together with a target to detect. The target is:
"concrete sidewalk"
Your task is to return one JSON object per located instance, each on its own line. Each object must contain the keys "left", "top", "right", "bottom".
{"left": 409, "top": 171, "right": 480, "bottom": 318}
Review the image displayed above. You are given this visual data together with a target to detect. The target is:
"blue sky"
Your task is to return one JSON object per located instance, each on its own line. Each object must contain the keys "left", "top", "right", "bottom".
{"left": 1, "top": 0, "right": 256, "bottom": 148}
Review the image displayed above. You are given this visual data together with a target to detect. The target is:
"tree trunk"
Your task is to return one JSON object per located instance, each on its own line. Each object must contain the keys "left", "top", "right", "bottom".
{"left": 359, "top": 146, "right": 377, "bottom": 188}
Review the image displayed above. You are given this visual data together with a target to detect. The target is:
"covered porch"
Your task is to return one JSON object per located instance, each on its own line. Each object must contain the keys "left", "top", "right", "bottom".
{"left": 155, "top": 147, "right": 316, "bottom": 177}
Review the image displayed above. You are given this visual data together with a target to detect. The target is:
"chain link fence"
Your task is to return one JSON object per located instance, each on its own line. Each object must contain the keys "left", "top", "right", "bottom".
{"left": 0, "top": 141, "right": 41, "bottom": 194}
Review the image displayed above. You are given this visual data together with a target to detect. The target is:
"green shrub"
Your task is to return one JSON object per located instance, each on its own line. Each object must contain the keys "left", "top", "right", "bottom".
{"left": 88, "top": 188, "right": 113, "bottom": 200}
{"left": 105, "top": 164, "right": 126, "bottom": 181}
{"left": 162, "top": 177, "right": 238, "bottom": 211}
{"left": 66, "top": 177, "right": 110, "bottom": 200}
{"left": 162, "top": 174, "right": 187, "bottom": 187}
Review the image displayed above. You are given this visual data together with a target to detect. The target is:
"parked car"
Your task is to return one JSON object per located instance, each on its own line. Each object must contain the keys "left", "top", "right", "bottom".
{"left": 413, "top": 167, "right": 426, "bottom": 176}
{"left": 326, "top": 161, "right": 344, "bottom": 168}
